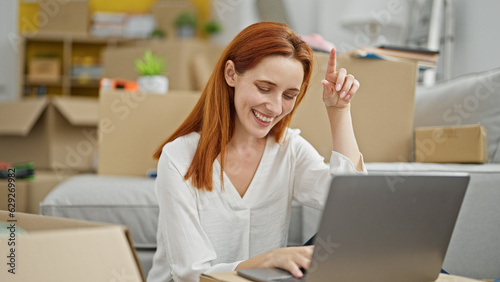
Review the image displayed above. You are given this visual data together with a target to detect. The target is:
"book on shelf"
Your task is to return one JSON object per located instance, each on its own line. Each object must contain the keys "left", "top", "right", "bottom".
{"left": 346, "top": 45, "right": 439, "bottom": 69}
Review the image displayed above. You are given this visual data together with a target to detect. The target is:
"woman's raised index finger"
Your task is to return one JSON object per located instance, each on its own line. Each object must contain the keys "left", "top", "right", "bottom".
{"left": 326, "top": 47, "right": 337, "bottom": 74}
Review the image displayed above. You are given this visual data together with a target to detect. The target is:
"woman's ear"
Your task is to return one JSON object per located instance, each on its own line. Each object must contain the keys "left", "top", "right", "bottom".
{"left": 224, "top": 60, "right": 237, "bottom": 87}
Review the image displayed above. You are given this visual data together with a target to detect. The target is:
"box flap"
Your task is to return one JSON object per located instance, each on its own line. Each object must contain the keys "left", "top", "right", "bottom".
{"left": 1, "top": 211, "right": 106, "bottom": 231}
{"left": 0, "top": 98, "right": 48, "bottom": 136}
{"left": 51, "top": 96, "right": 99, "bottom": 126}
{"left": 123, "top": 225, "right": 147, "bottom": 280}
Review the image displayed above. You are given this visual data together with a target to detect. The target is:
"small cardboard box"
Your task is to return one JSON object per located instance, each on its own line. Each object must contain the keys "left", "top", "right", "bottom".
{"left": 36, "top": 0, "right": 89, "bottom": 35}
{"left": 0, "top": 97, "right": 98, "bottom": 172}
{"left": 291, "top": 52, "right": 418, "bottom": 162}
{"left": 27, "top": 57, "right": 61, "bottom": 83}
{"left": 98, "top": 90, "right": 201, "bottom": 176}
{"left": 414, "top": 124, "right": 488, "bottom": 163}
{"left": 0, "top": 211, "right": 144, "bottom": 281}
{"left": 0, "top": 171, "right": 77, "bottom": 214}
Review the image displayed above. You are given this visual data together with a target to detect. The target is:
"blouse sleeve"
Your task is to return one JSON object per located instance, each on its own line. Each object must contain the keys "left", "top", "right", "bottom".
{"left": 291, "top": 133, "right": 367, "bottom": 210}
{"left": 155, "top": 146, "right": 243, "bottom": 281}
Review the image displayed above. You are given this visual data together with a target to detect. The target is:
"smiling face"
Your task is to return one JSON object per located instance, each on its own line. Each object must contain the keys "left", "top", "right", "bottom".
{"left": 225, "top": 55, "right": 304, "bottom": 140}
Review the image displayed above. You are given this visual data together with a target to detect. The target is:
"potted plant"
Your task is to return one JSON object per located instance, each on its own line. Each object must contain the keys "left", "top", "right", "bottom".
{"left": 149, "top": 28, "right": 167, "bottom": 40}
{"left": 174, "top": 11, "right": 197, "bottom": 38}
{"left": 204, "top": 19, "right": 222, "bottom": 36}
{"left": 135, "top": 50, "right": 168, "bottom": 94}
{"left": 204, "top": 19, "right": 223, "bottom": 45}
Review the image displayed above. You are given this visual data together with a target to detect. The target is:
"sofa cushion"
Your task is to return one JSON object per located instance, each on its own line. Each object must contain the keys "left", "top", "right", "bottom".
{"left": 414, "top": 67, "right": 500, "bottom": 162}
{"left": 40, "top": 174, "right": 159, "bottom": 248}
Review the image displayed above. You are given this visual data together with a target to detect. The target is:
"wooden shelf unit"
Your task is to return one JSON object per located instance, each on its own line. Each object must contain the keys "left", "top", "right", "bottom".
{"left": 20, "top": 32, "right": 134, "bottom": 98}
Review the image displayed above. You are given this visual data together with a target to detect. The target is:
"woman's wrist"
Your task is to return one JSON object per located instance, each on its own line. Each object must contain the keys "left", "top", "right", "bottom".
{"left": 326, "top": 103, "right": 351, "bottom": 114}
{"left": 235, "top": 249, "right": 276, "bottom": 270}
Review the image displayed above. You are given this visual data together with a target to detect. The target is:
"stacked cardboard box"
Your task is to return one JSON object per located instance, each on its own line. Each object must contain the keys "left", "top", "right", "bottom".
{"left": 98, "top": 90, "right": 201, "bottom": 176}
{"left": 0, "top": 96, "right": 98, "bottom": 172}
{"left": 0, "top": 96, "right": 98, "bottom": 214}
{"left": 415, "top": 124, "right": 488, "bottom": 163}
{"left": 291, "top": 52, "right": 418, "bottom": 162}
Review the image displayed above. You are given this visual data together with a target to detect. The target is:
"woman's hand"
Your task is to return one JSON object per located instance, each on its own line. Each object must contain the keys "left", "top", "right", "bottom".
{"left": 322, "top": 48, "right": 360, "bottom": 109}
{"left": 268, "top": 246, "right": 314, "bottom": 278}
{"left": 236, "top": 246, "right": 314, "bottom": 278}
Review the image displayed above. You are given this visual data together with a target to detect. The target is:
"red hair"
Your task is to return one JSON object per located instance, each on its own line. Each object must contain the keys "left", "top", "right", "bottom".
{"left": 153, "top": 21, "right": 313, "bottom": 191}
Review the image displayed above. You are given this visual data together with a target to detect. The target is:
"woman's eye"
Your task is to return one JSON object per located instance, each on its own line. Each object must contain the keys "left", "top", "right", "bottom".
{"left": 257, "top": 86, "right": 270, "bottom": 93}
{"left": 283, "top": 93, "right": 297, "bottom": 100}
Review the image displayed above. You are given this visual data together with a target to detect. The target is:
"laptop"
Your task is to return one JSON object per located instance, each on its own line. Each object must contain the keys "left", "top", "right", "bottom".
{"left": 237, "top": 173, "right": 469, "bottom": 282}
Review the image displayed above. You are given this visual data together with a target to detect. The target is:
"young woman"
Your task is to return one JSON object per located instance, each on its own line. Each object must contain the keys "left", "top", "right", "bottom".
{"left": 147, "top": 21, "right": 366, "bottom": 282}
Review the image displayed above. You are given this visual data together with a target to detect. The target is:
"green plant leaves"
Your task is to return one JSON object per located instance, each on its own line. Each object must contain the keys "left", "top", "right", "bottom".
{"left": 134, "top": 50, "right": 166, "bottom": 76}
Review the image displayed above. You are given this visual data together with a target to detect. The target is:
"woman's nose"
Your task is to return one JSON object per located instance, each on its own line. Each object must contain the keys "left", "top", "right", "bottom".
{"left": 265, "top": 94, "right": 282, "bottom": 116}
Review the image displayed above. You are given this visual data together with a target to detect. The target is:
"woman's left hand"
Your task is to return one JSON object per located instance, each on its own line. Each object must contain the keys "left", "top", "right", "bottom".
{"left": 321, "top": 47, "right": 360, "bottom": 109}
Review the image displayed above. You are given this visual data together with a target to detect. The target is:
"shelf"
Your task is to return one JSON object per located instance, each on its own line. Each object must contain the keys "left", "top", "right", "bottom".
{"left": 22, "top": 31, "right": 137, "bottom": 44}
{"left": 25, "top": 75, "right": 63, "bottom": 86}
{"left": 70, "top": 78, "right": 101, "bottom": 88}
{"left": 19, "top": 33, "right": 138, "bottom": 98}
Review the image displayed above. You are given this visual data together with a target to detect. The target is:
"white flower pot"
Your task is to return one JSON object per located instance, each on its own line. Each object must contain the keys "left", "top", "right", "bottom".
{"left": 177, "top": 25, "right": 195, "bottom": 38}
{"left": 137, "top": 75, "right": 168, "bottom": 94}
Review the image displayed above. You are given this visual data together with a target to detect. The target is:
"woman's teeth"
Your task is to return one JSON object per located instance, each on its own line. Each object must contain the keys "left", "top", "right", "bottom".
{"left": 253, "top": 110, "right": 273, "bottom": 123}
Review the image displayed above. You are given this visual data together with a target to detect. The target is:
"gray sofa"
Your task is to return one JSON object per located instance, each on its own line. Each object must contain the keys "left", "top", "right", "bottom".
{"left": 41, "top": 67, "right": 500, "bottom": 280}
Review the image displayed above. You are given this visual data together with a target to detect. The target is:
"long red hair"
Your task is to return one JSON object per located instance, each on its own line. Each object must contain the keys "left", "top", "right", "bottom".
{"left": 153, "top": 21, "right": 313, "bottom": 191}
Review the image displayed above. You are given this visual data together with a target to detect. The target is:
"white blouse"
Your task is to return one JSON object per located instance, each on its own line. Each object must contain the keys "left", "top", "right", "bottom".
{"left": 147, "top": 129, "right": 366, "bottom": 282}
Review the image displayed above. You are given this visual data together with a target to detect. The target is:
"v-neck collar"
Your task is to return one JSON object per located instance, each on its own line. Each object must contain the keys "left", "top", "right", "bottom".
{"left": 216, "top": 135, "right": 270, "bottom": 202}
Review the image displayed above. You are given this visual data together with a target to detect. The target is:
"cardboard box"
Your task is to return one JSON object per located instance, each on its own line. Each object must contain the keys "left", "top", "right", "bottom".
{"left": 98, "top": 90, "right": 201, "bottom": 176}
{"left": 291, "top": 52, "right": 418, "bottom": 162}
{"left": 0, "top": 179, "right": 28, "bottom": 213}
{"left": 36, "top": 0, "right": 89, "bottom": 35}
{"left": 27, "top": 170, "right": 78, "bottom": 214}
{"left": 27, "top": 57, "right": 61, "bottom": 83}
{"left": 415, "top": 124, "right": 488, "bottom": 163}
{"left": 0, "top": 211, "right": 144, "bottom": 281}
{"left": 101, "top": 39, "right": 223, "bottom": 91}
{"left": 0, "top": 97, "right": 98, "bottom": 172}
{"left": 0, "top": 170, "right": 77, "bottom": 214}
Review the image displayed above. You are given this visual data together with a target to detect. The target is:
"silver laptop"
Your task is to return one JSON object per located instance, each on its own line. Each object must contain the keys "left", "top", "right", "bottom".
{"left": 237, "top": 173, "right": 469, "bottom": 282}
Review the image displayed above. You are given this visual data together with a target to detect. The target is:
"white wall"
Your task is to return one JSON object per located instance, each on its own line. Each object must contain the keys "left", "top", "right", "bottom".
{"left": 289, "top": 0, "right": 409, "bottom": 53}
{"left": 284, "top": 0, "right": 319, "bottom": 35}
{"left": 0, "top": 0, "right": 19, "bottom": 102}
{"left": 286, "top": 0, "right": 500, "bottom": 80}
{"left": 452, "top": 0, "right": 500, "bottom": 78}
{"left": 211, "top": 0, "right": 260, "bottom": 46}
